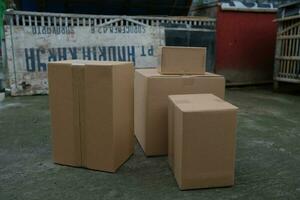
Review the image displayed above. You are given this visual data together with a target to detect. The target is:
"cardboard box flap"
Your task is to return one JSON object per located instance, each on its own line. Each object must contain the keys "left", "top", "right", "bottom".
{"left": 137, "top": 69, "right": 223, "bottom": 78}
{"left": 162, "top": 46, "right": 206, "bottom": 50}
{"left": 48, "top": 62, "right": 82, "bottom": 166}
{"left": 136, "top": 69, "right": 181, "bottom": 78}
{"left": 170, "top": 94, "right": 238, "bottom": 112}
{"left": 84, "top": 61, "right": 132, "bottom": 66}
{"left": 51, "top": 60, "right": 132, "bottom": 66}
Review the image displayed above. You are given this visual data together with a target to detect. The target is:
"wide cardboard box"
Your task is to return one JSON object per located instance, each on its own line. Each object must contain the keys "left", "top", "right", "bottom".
{"left": 134, "top": 69, "right": 225, "bottom": 156}
{"left": 158, "top": 46, "right": 206, "bottom": 75}
{"left": 48, "top": 60, "right": 134, "bottom": 172}
{"left": 168, "top": 94, "right": 238, "bottom": 190}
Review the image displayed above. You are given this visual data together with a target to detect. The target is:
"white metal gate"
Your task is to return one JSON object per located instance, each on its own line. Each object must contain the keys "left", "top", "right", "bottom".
{"left": 273, "top": 2, "right": 300, "bottom": 89}
{"left": 3, "top": 10, "right": 215, "bottom": 96}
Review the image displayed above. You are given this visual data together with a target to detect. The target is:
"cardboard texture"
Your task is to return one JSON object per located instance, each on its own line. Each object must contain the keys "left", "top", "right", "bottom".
{"left": 168, "top": 94, "right": 238, "bottom": 190}
{"left": 48, "top": 60, "right": 134, "bottom": 172}
{"left": 158, "top": 46, "right": 206, "bottom": 75}
{"left": 134, "top": 69, "right": 225, "bottom": 156}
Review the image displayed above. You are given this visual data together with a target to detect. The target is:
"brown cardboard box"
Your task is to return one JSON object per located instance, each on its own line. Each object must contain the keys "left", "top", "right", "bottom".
{"left": 48, "top": 60, "right": 134, "bottom": 172}
{"left": 168, "top": 94, "right": 238, "bottom": 190}
{"left": 158, "top": 46, "right": 206, "bottom": 75}
{"left": 134, "top": 69, "right": 225, "bottom": 156}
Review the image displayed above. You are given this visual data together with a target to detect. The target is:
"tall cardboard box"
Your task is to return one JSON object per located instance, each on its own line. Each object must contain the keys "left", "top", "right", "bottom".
{"left": 168, "top": 94, "right": 238, "bottom": 190}
{"left": 158, "top": 46, "right": 206, "bottom": 75}
{"left": 134, "top": 69, "right": 225, "bottom": 156}
{"left": 48, "top": 60, "right": 134, "bottom": 172}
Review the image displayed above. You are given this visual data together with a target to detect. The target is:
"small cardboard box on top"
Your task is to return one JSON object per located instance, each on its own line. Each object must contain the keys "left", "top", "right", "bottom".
{"left": 48, "top": 60, "right": 134, "bottom": 172}
{"left": 168, "top": 94, "right": 238, "bottom": 190}
{"left": 158, "top": 46, "right": 206, "bottom": 75}
{"left": 134, "top": 69, "right": 225, "bottom": 156}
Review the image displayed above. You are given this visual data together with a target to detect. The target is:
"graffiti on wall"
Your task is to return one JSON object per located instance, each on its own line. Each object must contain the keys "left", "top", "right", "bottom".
{"left": 24, "top": 45, "right": 155, "bottom": 72}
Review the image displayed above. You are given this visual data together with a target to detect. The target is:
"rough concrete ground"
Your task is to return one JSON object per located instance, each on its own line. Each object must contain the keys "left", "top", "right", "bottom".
{"left": 0, "top": 86, "right": 299, "bottom": 200}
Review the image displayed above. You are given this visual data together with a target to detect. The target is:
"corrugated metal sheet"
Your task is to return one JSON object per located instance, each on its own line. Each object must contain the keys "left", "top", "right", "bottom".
{"left": 215, "top": 9, "right": 277, "bottom": 85}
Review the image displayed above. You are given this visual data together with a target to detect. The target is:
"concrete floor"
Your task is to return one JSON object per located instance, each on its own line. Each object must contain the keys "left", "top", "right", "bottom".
{"left": 0, "top": 86, "right": 300, "bottom": 200}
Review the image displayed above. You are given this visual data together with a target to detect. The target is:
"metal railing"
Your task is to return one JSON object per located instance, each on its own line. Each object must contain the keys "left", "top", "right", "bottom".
{"left": 4, "top": 10, "right": 216, "bottom": 31}
{"left": 274, "top": 16, "right": 300, "bottom": 84}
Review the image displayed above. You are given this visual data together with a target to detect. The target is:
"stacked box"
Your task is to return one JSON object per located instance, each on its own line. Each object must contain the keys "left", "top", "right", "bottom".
{"left": 168, "top": 94, "right": 238, "bottom": 190}
{"left": 158, "top": 46, "right": 206, "bottom": 75}
{"left": 48, "top": 60, "right": 134, "bottom": 172}
{"left": 134, "top": 69, "right": 225, "bottom": 156}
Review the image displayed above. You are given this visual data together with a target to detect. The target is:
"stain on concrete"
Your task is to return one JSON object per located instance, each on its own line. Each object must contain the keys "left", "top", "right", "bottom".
{"left": 0, "top": 87, "right": 300, "bottom": 200}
